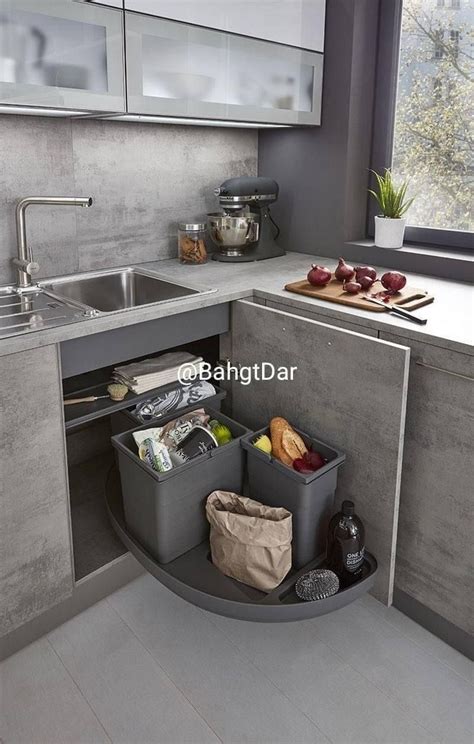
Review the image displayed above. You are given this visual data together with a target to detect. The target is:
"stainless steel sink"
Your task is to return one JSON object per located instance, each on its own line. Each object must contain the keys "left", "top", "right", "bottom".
{"left": 0, "top": 286, "right": 91, "bottom": 340}
{"left": 41, "top": 267, "right": 203, "bottom": 314}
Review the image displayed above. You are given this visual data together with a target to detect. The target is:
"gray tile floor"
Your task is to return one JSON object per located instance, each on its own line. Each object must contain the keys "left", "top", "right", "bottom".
{"left": 1, "top": 574, "right": 473, "bottom": 744}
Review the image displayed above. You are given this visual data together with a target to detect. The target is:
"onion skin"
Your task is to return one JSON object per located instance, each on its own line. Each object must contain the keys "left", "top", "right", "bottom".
{"left": 343, "top": 280, "right": 362, "bottom": 294}
{"left": 358, "top": 275, "right": 375, "bottom": 290}
{"left": 355, "top": 265, "right": 377, "bottom": 282}
{"left": 334, "top": 257, "right": 355, "bottom": 282}
{"left": 381, "top": 271, "right": 407, "bottom": 292}
{"left": 307, "top": 264, "right": 332, "bottom": 286}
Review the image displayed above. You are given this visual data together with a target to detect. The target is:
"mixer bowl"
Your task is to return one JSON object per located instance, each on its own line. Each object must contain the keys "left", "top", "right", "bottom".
{"left": 207, "top": 213, "right": 259, "bottom": 252}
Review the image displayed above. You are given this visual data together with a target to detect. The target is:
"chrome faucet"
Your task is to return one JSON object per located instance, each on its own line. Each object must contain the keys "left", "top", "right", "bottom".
{"left": 13, "top": 196, "right": 93, "bottom": 289}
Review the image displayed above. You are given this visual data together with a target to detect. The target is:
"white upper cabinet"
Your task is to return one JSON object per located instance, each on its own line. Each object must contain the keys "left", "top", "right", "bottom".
{"left": 124, "top": 0, "right": 326, "bottom": 52}
{"left": 0, "top": 0, "right": 125, "bottom": 111}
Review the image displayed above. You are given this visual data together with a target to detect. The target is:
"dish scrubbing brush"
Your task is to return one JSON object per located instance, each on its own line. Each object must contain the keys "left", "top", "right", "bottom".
{"left": 295, "top": 569, "right": 339, "bottom": 601}
{"left": 107, "top": 383, "right": 128, "bottom": 402}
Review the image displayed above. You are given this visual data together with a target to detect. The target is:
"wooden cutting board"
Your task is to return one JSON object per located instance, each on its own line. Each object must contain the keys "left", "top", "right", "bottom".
{"left": 284, "top": 278, "right": 434, "bottom": 312}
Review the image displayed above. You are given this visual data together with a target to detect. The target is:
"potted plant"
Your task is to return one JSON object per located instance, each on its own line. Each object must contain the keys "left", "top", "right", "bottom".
{"left": 369, "top": 169, "right": 414, "bottom": 249}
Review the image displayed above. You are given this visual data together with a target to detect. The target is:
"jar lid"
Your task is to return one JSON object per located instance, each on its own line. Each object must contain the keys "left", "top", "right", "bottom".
{"left": 179, "top": 222, "right": 206, "bottom": 231}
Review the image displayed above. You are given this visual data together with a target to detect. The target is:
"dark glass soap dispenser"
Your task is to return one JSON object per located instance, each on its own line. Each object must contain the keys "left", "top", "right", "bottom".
{"left": 326, "top": 500, "right": 365, "bottom": 587}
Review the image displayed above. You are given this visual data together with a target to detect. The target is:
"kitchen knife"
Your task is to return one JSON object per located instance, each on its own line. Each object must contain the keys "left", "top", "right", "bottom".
{"left": 364, "top": 295, "right": 428, "bottom": 324}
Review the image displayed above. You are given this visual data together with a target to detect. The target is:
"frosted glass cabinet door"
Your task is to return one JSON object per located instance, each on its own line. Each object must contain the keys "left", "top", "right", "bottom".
{"left": 0, "top": 0, "right": 124, "bottom": 111}
{"left": 226, "top": 34, "right": 323, "bottom": 124}
{"left": 126, "top": 14, "right": 323, "bottom": 124}
{"left": 126, "top": 13, "right": 228, "bottom": 119}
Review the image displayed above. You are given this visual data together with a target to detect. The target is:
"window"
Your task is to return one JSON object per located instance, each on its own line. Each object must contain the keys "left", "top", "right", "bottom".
{"left": 390, "top": 0, "right": 473, "bottom": 233}
{"left": 449, "top": 29, "right": 460, "bottom": 57}
{"left": 451, "top": 0, "right": 461, "bottom": 9}
{"left": 437, "top": 0, "right": 444, "bottom": 7}
{"left": 433, "top": 30, "right": 444, "bottom": 58}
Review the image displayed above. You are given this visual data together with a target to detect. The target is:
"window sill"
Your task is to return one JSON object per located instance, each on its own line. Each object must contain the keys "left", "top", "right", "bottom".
{"left": 344, "top": 240, "right": 473, "bottom": 283}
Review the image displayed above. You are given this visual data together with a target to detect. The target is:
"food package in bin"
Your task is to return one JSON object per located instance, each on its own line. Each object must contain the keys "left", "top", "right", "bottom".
{"left": 133, "top": 410, "right": 211, "bottom": 472}
{"left": 206, "top": 491, "right": 292, "bottom": 592}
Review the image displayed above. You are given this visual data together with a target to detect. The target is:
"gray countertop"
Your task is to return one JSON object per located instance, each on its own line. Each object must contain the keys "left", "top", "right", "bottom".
{"left": 0, "top": 252, "right": 472, "bottom": 358}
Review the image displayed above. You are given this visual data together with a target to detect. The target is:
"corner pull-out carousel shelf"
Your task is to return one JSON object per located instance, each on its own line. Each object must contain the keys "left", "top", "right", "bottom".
{"left": 64, "top": 381, "right": 226, "bottom": 431}
{"left": 106, "top": 479, "right": 378, "bottom": 623}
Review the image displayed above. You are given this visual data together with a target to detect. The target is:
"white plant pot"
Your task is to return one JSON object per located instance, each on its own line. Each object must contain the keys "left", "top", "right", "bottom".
{"left": 374, "top": 216, "right": 406, "bottom": 249}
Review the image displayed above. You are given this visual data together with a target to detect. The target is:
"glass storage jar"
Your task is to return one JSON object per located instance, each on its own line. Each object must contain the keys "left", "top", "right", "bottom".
{"left": 178, "top": 222, "right": 208, "bottom": 264}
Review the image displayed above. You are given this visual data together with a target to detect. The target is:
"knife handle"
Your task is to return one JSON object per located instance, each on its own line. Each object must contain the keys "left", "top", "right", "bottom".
{"left": 389, "top": 304, "right": 427, "bottom": 325}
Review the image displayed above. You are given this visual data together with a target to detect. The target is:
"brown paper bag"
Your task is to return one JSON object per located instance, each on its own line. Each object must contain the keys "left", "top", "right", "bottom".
{"left": 206, "top": 491, "right": 292, "bottom": 592}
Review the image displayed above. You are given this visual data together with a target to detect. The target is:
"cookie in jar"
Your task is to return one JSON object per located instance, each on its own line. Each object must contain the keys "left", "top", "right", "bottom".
{"left": 178, "top": 222, "right": 208, "bottom": 264}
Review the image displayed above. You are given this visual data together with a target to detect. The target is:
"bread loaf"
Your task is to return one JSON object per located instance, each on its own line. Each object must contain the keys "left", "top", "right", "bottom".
{"left": 270, "top": 417, "right": 307, "bottom": 466}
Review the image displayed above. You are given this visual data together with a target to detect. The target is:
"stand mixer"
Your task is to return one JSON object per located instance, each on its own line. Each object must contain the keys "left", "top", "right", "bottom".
{"left": 207, "top": 176, "right": 285, "bottom": 262}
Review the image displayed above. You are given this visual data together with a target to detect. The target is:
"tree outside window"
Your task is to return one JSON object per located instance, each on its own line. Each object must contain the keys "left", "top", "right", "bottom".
{"left": 391, "top": 0, "right": 473, "bottom": 231}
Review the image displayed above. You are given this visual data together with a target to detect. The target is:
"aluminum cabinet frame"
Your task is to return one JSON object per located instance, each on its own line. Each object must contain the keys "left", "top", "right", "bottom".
{"left": 0, "top": 0, "right": 125, "bottom": 112}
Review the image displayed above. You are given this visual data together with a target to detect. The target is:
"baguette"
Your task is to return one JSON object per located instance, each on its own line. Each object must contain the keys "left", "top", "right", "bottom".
{"left": 270, "top": 417, "right": 307, "bottom": 466}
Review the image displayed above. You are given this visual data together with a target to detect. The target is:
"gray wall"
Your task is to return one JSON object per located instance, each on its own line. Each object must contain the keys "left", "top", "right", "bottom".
{"left": 0, "top": 116, "right": 257, "bottom": 285}
{"left": 258, "top": 0, "right": 379, "bottom": 258}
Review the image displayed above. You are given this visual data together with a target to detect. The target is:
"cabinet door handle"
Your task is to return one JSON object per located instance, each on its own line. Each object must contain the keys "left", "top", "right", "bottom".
{"left": 415, "top": 360, "right": 474, "bottom": 381}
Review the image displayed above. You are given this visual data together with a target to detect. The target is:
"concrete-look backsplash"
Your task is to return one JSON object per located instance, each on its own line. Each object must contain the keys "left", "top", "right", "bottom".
{"left": 0, "top": 115, "right": 257, "bottom": 285}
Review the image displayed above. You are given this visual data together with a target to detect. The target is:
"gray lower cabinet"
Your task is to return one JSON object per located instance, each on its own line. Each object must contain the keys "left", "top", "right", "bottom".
{"left": 230, "top": 301, "right": 410, "bottom": 604}
{"left": 0, "top": 344, "right": 73, "bottom": 637}
{"left": 262, "top": 298, "right": 379, "bottom": 337}
{"left": 380, "top": 333, "right": 474, "bottom": 636}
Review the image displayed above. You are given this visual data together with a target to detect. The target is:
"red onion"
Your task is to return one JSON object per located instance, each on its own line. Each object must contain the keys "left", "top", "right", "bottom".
{"left": 343, "top": 280, "right": 361, "bottom": 294}
{"left": 307, "top": 264, "right": 331, "bottom": 287}
{"left": 355, "top": 265, "right": 377, "bottom": 282}
{"left": 334, "top": 257, "right": 355, "bottom": 282}
{"left": 293, "top": 450, "right": 326, "bottom": 474}
{"left": 293, "top": 458, "right": 314, "bottom": 474}
{"left": 304, "top": 450, "right": 326, "bottom": 470}
{"left": 358, "top": 274, "right": 375, "bottom": 290}
{"left": 381, "top": 271, "right": 407, "bottom": 292}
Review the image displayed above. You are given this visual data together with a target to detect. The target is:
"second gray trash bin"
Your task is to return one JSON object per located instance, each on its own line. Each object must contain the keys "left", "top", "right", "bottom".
{"left": 242, "top": 426, "right": 346, "bottom": 568}
{"left": 112, "top": 407, "right": 249, "bottom": 564}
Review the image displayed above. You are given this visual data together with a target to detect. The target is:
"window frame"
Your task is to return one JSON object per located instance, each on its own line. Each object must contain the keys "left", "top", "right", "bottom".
{"left": 368, "top": 0, "right": 472, "bottom": 250}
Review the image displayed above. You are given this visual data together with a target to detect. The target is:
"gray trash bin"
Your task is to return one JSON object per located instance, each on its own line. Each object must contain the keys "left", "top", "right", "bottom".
{"left": 242, "top": 426, "right": 346, "bottom": 568}
{"left": 112, "top": 407, "right": 249, "bottom": 564}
